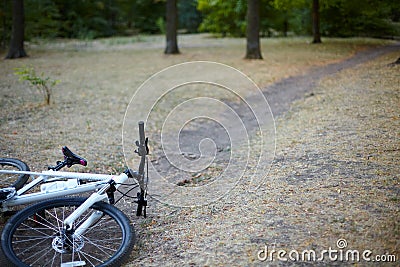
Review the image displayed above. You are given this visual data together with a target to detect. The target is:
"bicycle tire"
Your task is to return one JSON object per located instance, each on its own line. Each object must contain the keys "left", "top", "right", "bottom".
{"left": 0, "top": 158, "right": 30, "bottom": 190}
{"left": 1, "top": 197, "right": 135, "bottom": 267}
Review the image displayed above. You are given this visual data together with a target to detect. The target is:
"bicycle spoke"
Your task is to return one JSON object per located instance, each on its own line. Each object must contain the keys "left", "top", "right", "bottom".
{"left": 81, "top": 236, "right": 118, "bottom": 255}
{"left": 76, "top": 251, "right": 96, "bottom": 267}
{"left": 50, "top": 250, "right": 57, "bottom": 267}
{"left": 46, "top": 207, "right": 64, "bottom": 229}
{"left": 14, "top": 223, "right": 55, "bottom": 241}
{"left": 4, "top": 198, "right": 133, "bottom": 266}
{"left": 77, "top": 249, "right": 105, "bottom": 266}
{"left": 13, "top": 233, "right": 52, "bottom": 254}
{"left": 28, "top": 213, "right": 60, "bottom": 232}
{"left": 12, "top": 235, "right": 53, "bottom": 243}
{"left": 19, "top": 242, "right": 54, "bottom": 265}
{"left": 82, "top": 219, "right": 120, "bottom": 235}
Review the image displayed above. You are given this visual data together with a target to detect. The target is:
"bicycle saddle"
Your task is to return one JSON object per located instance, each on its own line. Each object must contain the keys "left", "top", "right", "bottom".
{"left": 62, "top": 146, "right": 87, "bottom": 167}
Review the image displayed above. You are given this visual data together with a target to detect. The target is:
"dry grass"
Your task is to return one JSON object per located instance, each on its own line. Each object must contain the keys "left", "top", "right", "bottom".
{"left": 0, "top": 35, "right": 391, "bottom": 169}
{"left": 0, "top": 34, "right": 398, "bottom": 266}
{"left": 124, "top": 51, "right": 399, "bottom": 266}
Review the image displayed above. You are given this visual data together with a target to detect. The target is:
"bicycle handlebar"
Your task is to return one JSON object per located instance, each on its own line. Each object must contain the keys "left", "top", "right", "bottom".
{"left": 135, "top": 121, "right": 148, "bottom": 217}
{"left": 136, "top": 121, "right": 149, "bottom": 157}
{"left": 139, "top": 121, "right": 145, "bottom": 146}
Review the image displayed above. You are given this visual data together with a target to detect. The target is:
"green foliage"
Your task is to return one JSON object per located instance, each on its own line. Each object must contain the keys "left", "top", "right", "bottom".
{"left": 320, "top": 0, "right": 400, "bottom": 37}
{"left": 272, "top": 0, "right": 400, "bottom": 37}
{"left": 271, "top": 0, "right": 307, "bottom": 10}
{"left": 1, "top": 0, "right": 166, "bottom": 41}
{"left": 197, "top": 0, "right": 399, "bottom": 38}
{"left": 53, "top": 0, "right": 116, "bottom": 39}
{"left": 288, "top": 7, "right": 312, "bottom": 35}
{"left": 1, "top": 0, "right": 398, "bottom": 42}
{"left": 128, "top": 0, "right": 165, "bottom": 34}
{"left": 25, "top": 0, "right": 61, "bottom": 40}
{"left": 0, "top": 0, "right": 12, "bottom": 49}
{"left": 178, "top": 0, "right": 202, "bottom": 33}
{"left": 259, "top": 2, "right": 291, "bottom": 37}
{"left": 156, "top": 17, "right": 166, "bottom": 34}
{"left": 197, "top": 0, "right": 247, "bottom": 37}
{"left": 14, "top": 66, "right": 60, "bottom": 105}
{"left": 197, "top": 0, "right": 287, "bottom": 37}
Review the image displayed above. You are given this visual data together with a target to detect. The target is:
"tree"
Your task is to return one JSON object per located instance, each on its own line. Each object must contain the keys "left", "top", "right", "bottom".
{"left": 6, "top": 0, "right": 27, "bottom": 59}
{"left": 311, "top": 0, "right": 321, "bottom": 43}
{"left": 165, "top": 0, "right": 179, "bottom": 54}
{"left": 245, "top": 0, "right": 262, "bottom": 59}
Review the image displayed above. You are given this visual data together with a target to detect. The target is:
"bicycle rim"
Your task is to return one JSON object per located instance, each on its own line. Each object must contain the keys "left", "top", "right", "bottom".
{"left": 1, "top": 197, "right": 134, "bottom": 267}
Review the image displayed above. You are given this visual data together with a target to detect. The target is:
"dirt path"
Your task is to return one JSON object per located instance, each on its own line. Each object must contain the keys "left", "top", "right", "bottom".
{"left": 128, "top": 44, "right": 399, "bottom": 266}
{"left": 0, "top": 42, "right": 398, "bottom": 266}
{"left": 265, "top": 42, "right": 400, "bottom": 117}
{"left": 150, "top": 42, "right": 399, "bottom": 204}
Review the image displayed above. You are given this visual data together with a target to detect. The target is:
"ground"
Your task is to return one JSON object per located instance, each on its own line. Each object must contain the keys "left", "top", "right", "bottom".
{"left": 0, "top": 34, "right": 398, "bottom": 266}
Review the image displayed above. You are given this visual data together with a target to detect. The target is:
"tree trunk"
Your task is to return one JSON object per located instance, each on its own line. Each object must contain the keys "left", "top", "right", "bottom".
{"left": 245, "top": 0, "right": 262, "bottom": 59}
{"left": 1, "top": 0, "right": 8, "bottom": 49}
{"left": 164, "top": 0, "right": 179, "bottom": 54}
{"left": 6, "top": 0, "right": 27, "bottom": 59}
{"left": 311, "top": 0, "right": 321, "bottom": 44}
{"left": 283, "top": 17, "right": 288, "bottom": 37}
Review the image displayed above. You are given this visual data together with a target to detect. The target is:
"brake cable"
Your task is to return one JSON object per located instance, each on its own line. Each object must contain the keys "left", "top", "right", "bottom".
{"left": 115, "top": 157, "right": 149, "bottom": 217}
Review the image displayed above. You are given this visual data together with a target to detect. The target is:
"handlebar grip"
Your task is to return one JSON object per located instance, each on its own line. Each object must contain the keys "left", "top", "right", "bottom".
{"left": 138, "top": 121, "right": 145, "bottom": 145}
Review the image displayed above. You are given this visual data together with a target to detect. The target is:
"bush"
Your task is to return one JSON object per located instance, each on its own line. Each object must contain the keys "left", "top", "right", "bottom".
{"left": 14, "top": 66, "right": 60, "bottom": 105}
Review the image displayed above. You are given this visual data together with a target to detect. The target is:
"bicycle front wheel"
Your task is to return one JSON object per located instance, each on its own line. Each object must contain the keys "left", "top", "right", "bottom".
{"left": 1, "top": 197, "right": 135, "bottom": 267}
{"left": 0, "top": 158, "right": 30, "bottom": 189}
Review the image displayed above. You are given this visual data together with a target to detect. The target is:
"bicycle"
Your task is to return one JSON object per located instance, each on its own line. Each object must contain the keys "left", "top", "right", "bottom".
{"left": 0, "top": 121, "right": 149, "bottom": 267}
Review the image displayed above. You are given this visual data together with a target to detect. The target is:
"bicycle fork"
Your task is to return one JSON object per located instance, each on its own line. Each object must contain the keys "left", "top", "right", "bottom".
{"left": 63, "top": 186, "right": 108, "bottom": 231}
{"left": 49, "top": 174, "right": 128, "bottom": 266}
{"left": 63, "top": 173, "right": 128, "bottom": 233}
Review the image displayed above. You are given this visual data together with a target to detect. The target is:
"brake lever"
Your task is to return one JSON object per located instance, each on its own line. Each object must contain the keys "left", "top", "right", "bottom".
{"left": 145, "top": 137, "right": 149, "bottom": 155}
{"left": 135, "top": 138, "right": 149, "bottom": 156}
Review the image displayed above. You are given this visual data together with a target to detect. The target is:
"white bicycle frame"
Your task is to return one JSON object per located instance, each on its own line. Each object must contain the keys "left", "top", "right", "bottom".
{"left": 0, "top": 169, "right": 130, "bottom": 230}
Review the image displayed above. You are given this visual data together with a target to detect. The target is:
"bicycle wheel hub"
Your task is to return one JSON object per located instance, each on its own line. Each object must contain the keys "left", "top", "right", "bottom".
{"left": 52, "top": 232, "right": 84, "bottom": 253}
